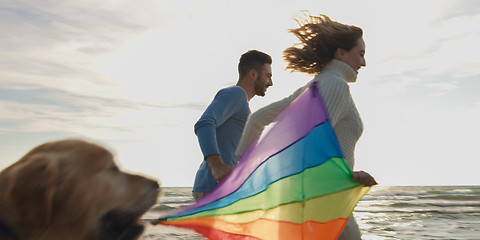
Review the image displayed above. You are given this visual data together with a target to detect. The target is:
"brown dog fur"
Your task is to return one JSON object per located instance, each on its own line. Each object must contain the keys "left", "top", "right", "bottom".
{"left": 0, "top": 139, "right": 160, "bottom": 240}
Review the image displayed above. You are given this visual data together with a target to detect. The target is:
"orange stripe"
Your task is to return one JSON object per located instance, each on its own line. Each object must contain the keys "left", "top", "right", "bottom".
{"left": 163, "top": 217, "right": 348, "bottom": 240}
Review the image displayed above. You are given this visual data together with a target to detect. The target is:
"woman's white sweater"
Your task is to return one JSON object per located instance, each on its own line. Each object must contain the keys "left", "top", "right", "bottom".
{"left": 235, "top": 59, "right": 363, "bottom": 170}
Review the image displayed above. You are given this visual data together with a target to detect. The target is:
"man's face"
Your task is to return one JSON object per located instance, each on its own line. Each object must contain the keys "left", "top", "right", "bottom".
{"left": 254, "top": 64, "right": 273, "bottom": 97}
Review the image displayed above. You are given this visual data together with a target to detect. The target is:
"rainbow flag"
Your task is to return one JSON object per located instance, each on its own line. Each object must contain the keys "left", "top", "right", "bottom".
{"left": 153, "top": 83, "right": 370, "bottom": 239}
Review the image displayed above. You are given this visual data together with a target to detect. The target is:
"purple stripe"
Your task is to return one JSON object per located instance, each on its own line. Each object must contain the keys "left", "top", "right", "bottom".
{"left": 181, "top": 83, "right": 328, "bottom": 212}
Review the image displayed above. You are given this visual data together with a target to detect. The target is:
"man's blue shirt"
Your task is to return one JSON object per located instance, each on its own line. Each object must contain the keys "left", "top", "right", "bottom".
{"left": 193, "top": 86, "right": 250, "bottom": 192}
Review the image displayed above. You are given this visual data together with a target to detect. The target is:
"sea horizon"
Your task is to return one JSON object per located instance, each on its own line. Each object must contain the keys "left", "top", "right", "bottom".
{"left": 142, "top": 185, "right": 480, "bottom": 240}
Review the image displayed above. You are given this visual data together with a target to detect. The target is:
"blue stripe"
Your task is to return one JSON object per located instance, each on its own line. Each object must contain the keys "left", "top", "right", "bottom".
{"left": 174, "top": 121, "right": 343, "bottom": 218}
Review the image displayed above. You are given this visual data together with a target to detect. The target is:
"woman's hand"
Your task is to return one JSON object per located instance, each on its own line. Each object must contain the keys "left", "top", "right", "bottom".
{"left": 353, "top": 170, "right": 377, "bottom": 186}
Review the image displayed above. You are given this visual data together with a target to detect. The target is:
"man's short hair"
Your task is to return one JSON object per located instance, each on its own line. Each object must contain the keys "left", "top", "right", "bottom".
{"left": 238, "top": 50, "right": 272, "bottom": 79}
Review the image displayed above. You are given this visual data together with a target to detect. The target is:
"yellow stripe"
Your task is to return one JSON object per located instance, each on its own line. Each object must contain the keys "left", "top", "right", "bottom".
{"left": 214, "top": 185, "right": 370, "bottom": 224}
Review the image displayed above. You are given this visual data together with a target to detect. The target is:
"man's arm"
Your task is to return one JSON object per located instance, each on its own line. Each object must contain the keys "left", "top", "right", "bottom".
{"left": 195, "top": 87, "right": 245, "bottom": 183}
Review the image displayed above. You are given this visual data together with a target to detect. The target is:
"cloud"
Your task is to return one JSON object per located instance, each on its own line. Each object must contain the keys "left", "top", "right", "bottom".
{"left": 433, "top": 0, "right": 480, "bottom": 23}
{"left": 0, "top": 1, "right": 151, "bottom": 98}
{"left": 0, "top": 0, "right": 210, "bottom": 137}
{"left": 0, "top": 83, "right": 205, "bottom": 138}
{"left": 1, "top": 0, "right": 479, "bottom": 186}
{"left": 359, "top": 2, "right": 480, "bottom": 102}
{"left": 421, "top": 81, "right": 460, "bottom": 97}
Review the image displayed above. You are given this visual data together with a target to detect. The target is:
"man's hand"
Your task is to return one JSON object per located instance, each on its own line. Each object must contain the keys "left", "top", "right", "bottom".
{"left": 206, "top": 155, "right": 233, "bottom": 184}
{"left": 353, "top": 170, "right": 377, "bottom": 187}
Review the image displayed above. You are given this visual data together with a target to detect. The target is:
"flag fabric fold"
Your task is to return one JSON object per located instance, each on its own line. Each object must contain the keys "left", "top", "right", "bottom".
{"left": 153, "top": 82, "right": 370, "bottom": 240}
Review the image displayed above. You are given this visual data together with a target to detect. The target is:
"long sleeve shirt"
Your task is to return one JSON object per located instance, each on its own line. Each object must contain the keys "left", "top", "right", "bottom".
{"left": 193, "top": 86, "right": 250, "bottom": 192}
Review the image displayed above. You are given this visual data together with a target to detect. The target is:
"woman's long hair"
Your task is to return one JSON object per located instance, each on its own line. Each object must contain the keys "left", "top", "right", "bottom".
{"left": 283, "top": 13, "right": 363, "bottom": 75}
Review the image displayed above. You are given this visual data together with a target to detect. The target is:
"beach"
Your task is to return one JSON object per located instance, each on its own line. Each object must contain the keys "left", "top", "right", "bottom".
{"left": 142, "top": 185, "right": 480, "bottom": 240}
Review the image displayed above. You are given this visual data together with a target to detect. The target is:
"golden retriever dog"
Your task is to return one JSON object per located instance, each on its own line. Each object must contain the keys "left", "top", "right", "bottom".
{"left": 0, "top": 139, "right": 160, "bottom": 240}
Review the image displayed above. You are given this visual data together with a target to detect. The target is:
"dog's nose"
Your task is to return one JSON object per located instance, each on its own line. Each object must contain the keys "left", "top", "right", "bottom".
{"left": 151, "top": 181, "right": 160, "bottom": 189}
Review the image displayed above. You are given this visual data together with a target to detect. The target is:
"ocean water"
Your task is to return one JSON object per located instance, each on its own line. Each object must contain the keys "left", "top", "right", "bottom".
{"left": 141, "top": 185, "right": 480, "bottom": 240}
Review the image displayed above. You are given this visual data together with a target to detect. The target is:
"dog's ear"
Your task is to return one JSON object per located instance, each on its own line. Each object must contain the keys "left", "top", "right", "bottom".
{"left": 4, "top": 153, "right": 59, "bottom": 227}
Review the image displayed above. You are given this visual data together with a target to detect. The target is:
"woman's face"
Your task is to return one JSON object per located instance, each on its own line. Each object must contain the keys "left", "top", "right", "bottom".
{"left": 336, "top": 38, "right": 366, "bottom": 75}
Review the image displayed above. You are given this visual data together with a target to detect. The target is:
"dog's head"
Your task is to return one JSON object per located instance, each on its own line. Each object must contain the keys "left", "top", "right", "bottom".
{"left": 0, "top": 139, "right": 160, "bottom": 240}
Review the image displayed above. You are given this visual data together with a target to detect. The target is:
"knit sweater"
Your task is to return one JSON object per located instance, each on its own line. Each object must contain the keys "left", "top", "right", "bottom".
{"left": 235, "top": 59, "right": 363, "bottom": 170}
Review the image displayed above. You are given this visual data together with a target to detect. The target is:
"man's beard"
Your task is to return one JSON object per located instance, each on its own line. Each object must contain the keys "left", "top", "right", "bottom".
{"left": 254, "top": 76, "right": 266, "bottom": 96}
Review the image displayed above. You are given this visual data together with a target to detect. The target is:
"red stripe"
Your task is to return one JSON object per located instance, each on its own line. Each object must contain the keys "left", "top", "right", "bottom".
{"left": 168, "top": 223, "right": 262, "bottom": 240}
{"left": 163, "top": 217, "right": 348, "bottom": 240}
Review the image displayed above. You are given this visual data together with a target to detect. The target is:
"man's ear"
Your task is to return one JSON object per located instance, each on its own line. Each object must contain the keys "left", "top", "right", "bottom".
{"left": 248, "top": 69, "right": 258, "bottom": 80}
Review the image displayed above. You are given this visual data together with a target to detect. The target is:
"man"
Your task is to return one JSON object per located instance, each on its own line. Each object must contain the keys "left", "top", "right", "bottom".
{"left": 192, "top": 50, "right": 273, "bottom": 200}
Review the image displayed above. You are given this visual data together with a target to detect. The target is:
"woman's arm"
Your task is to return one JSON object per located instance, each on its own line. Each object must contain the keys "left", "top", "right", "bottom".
{"left": 235, "top": 84, "right": 309, "bottom": 158}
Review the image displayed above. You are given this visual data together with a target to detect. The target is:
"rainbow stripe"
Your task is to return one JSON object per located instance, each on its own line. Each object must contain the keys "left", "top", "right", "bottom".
{"left": 154, "top": 83, "right": 370, "bottom": 239}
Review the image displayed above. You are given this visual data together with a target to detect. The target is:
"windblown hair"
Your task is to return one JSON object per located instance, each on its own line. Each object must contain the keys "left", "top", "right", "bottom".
{"left": 238, "top": 50, "right": 272, "bottom": 79}
{"left": 283, "top": 13, "right": 363, "bottom": 75}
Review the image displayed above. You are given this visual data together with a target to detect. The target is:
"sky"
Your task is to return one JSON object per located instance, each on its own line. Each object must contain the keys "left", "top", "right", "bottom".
{"left": 1, "top": 0, "right": 479, "bottom": 187}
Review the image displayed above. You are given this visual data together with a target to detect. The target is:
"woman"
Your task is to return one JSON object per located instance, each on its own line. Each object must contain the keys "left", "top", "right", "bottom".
{"left": 235, "top": 13, "right": 377, "bottom": 239}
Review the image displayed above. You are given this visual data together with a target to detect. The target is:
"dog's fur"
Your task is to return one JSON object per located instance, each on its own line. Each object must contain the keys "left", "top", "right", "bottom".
{"left": 0, "top": 139, "right": 160, "bottom": 240}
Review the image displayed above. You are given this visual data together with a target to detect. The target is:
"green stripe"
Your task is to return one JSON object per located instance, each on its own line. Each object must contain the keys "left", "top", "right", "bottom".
{"left": 170, "top": 157, "right": 359, "bottom": 221}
